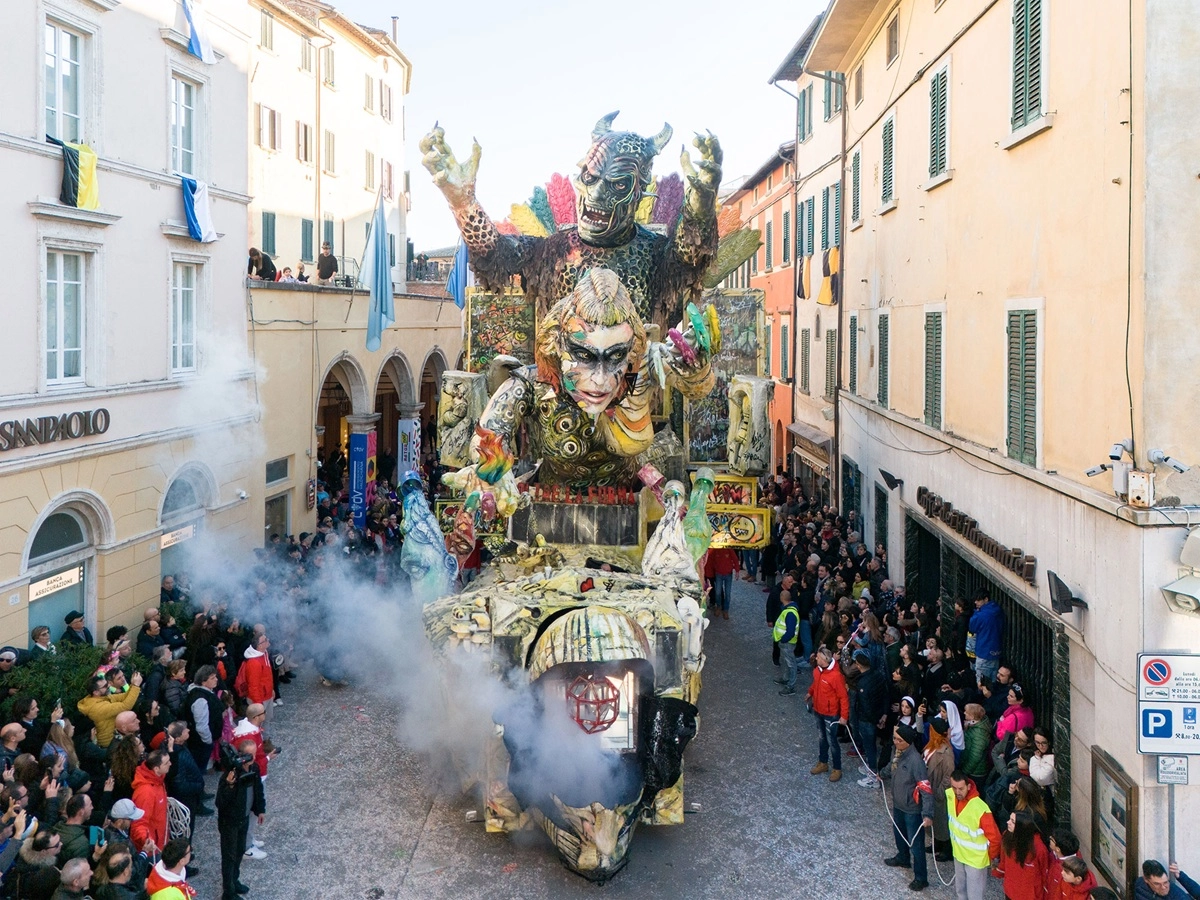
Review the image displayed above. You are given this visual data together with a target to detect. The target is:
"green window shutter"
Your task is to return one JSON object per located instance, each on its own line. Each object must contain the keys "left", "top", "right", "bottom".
{"left": 823, "top": 76, "right": 831, "bottom": 121}
{"left": 797, "top": 89, "right": 807, "bottom": 140}
{"left": 780, "top": 322, "right": 790, "bottom": 381}
{"left": 882, "top": 118, "right": 895, "bottom": 203}
{"left": 765, "top": 220, "right": 773, "bottom": 268}
{"left": 1012, "top": 0, "right": 1042, "bottom": 129}
{"left": 878, "top": 315, "right": 890, "bottom": 408}
{"left": 782, "top": 209, "right": 791, "bottom": 264}
{"left": 821, "top": 187, "right": 830, "bottom": 250}
{"left": 801, "top": 328, "right": 811, "bottom": 395}
{"left": 806, "top": 85, "right": 814, "bottom": 138}
{"left": 323, "top": 216, "right": 334, "bottom": 249}
{"left": 825, "top": 329, "right": 837, "bottom": 399}
{"left": 851, "top": 151, "right": 861, "bottom": 222}
{"left": 833, "top": 182, "right": 842, "bottom": 247}
{"left": 1006, "top": 310, "right": 1037, "bottom": 464}
{"left": 764, "top": 321, "right": 772, "bottom": 376}
{"left": 924, "top": 312, "right": 943, "bottom": 428}
{"left": 300, "top": 218, "right": 313, "bottom": 262}
{"left": 794, "top": 201, "right": 803, "bottom": 259}
{"left": 262, "top": 211, "right": 276, "bottom": 256}
{"left": 805, "top": 198, "right": 815, "bottom": 256}
{"left": 848, "top": 315, "right": 858, "bottom": 394}
{"left": 930, "top": 71, "right": 949, "bottom": 177}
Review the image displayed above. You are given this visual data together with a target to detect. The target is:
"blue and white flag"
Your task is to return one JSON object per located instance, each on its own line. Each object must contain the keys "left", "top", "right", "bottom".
{"left": 445, "top": 240, "right": 469, "bottom": 309}
{"left": 181, "top": 176, "right": 217, "bottom": 242}
{"left": 181, "top": 0, "right": 215, "bottom": 64}
{"left": 361, "top": 193, "right": 394, "bottom": 352}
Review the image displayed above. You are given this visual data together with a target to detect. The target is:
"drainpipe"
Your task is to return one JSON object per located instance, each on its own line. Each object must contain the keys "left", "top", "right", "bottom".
{"left": 313, "top": 18, "right": 334, "bottom": 249}
{"left": 803, "top": 68, "right": 847, "bottom": 511}
{"left": 772, "top": 80, "right": 800, "bottom": 457}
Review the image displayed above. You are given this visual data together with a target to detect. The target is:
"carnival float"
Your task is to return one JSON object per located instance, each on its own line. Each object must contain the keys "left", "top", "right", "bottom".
{"left": 405, "top": 113, "right": 778, "bottom": 881}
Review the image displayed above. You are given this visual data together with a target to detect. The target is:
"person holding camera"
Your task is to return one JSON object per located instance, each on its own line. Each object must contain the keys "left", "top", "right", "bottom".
{"left": 216, "top": 739, "right": 265, "bottom": 900}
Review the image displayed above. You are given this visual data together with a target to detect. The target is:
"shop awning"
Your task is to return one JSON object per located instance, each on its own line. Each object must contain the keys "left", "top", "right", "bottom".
{"left": 787, "top": 421, "right": 832, "bottom": 469}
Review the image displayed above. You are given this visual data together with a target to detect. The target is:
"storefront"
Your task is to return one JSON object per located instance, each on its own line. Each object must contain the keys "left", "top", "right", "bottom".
{"left": 787, "top": 421, "right": 832, "bottom": 507}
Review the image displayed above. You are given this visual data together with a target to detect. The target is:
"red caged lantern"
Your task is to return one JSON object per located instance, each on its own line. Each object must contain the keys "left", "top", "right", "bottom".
{"left": 565, "top": 674, "right": 620, "bottom": 734}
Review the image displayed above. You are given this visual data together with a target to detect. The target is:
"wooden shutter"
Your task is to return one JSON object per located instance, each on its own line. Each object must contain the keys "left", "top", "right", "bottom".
{"left": 882, "top": 118, "right": 895, "bottom": 202}
{"left": 924, "top": 312, "right": 943, "bottom": 428}
{"left": 878, "top": 315, "right": 890, "bottom": 408}
{"left": 1006, "top": 310, "right": 1037, "bottom": 464}
{"left": 780, "top": 322, "right": 790, "bottom": 381}
{"left": 823, "top": 75, "right": 831, "bottom": 121}
{"left": 301, "top": 219, "right": 313, "bottom": 262}
{"left": 764, "top": 321, "right": 772, "bottom": 376}
{"left": 1012, "top": 0, "right": 1042, "bottom": 129}
{"left": 852, "top": 151, "right": 861, "bottom": 222}
{"left": 849, "top": 315, "right": 858, "bottom": 394}
{"left": 805, "top": 198, "right": 815, "bottom": 256}
{"left": 833, "top": 182, "right": 842, "bottom": 247}
{"left": 782, "top": 209, "right": 791, "bottom": 264}
{"left": 801, "top": 328, "right": 811, "bottom": 394}
{"left": 821, "top": 187, "right": 830, "bottom": 250}
{"left": 930, "top": 70, "right": 948, "bottom": 176}
{"left": 262, "top": 211, "right": 276, "bottom": 256}
{"left": 765, "top": 220, "right": 773, "bottom": 268}
{"left": 825, "top": 329, "right": 837, "bottom": 399}
{"left": 797, "top": 89, "right": 807, "bottom": 140}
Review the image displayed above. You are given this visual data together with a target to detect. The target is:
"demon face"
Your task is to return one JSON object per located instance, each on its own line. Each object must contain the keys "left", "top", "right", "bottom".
{"left": 574, "top": 112, "right": 671, "bottom": 248}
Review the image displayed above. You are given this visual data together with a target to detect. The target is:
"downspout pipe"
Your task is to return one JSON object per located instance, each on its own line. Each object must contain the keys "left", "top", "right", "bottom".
{"left": 772, "top": 80, "right": 800, "bottom": 455}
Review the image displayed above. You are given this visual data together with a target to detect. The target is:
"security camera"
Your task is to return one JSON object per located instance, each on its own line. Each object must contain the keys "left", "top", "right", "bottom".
{"left": 1109, "top": 439, "right": 1132, "bottom": 461}
{"left": 1163, "top": 574, "right": 1200, "bottom": 616}
{"left": 237, "top": 490, "right": 249, "bottom": 500}
{"left": 1085, "top": 464, "right": 1111, "bottom": 477}
{"left": 1149, "top": 449, "right": 1191, "bottom": 474}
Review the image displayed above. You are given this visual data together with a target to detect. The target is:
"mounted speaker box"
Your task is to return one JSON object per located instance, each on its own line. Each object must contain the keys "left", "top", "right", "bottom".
{"left": 1047, "top": 570, "right": 1088, "bottom": 615}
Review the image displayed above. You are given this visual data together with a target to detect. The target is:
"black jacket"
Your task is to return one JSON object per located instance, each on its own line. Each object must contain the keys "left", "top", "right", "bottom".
{"left": 167, "top": 743, "right": 206, "bottom": 800}
{"left": 216, "top": 763, "right": 265, "bottom": 823}
{"left": 58, "top": 627, "right": 94, "bottom": 646}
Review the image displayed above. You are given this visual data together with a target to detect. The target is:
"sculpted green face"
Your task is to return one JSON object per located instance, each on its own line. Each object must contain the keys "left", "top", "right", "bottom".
{"left": 574, "top": 113, "right": 672, "bottom": 248}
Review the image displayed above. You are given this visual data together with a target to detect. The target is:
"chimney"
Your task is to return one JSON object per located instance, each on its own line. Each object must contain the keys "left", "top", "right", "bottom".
{"left": 391, "top": 16, "right": 398, "bottom": 42}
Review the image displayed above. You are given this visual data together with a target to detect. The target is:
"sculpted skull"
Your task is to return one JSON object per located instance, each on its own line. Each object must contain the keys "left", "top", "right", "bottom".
{"left": 574, "top": 112, "right": 672, "bottom": 248}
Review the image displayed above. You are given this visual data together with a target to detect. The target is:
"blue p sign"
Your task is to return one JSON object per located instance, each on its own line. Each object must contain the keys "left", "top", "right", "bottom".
{"left": 1143, "top": 709, "right": 1172, "bottom": 738}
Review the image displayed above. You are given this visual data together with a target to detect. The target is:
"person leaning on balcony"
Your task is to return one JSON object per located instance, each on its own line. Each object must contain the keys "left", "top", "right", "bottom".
{"left": 247, "top": 248, "right": 277, "bottom": 282}
{"left": 315, "top": 242, "right": 338, "bottom": 285}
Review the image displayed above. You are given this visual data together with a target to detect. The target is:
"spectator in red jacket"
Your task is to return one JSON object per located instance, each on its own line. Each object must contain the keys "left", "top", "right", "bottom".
{"left": 806, "top": 646, "right": 850, "bottom": 782}
{"left": 237, "top": 633, "right": 275, "bottom": 721}
{"left": 130, "top": 750, "right": 171, "bottom": 852}
{"left": 993, "top": 809, "right": 1050, "bottom": 900}
{"left": 705, "top": 548, "right": 740, "bottom": 620}
{"left": 1057, "top": 856, "right": 1098, "bottom": 899}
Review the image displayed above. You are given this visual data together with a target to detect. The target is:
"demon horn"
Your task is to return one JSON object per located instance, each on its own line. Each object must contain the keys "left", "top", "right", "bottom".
{"left": 593, "top": 111, "right": 620, "bottom": 138}
{"left": 649, "top": 123, "right": 674, "bottom": 155}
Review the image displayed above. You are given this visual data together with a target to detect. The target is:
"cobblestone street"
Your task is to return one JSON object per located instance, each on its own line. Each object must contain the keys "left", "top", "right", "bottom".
{"left": 188, "top": 578, "right": 1003, "bottom": 899}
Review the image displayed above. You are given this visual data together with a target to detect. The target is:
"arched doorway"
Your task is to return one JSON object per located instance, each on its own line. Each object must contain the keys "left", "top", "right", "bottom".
{"left": 374, "top": 353, "right": 417, "bottom": 487}
{"left": 419, "top": 350, "right": 448, "bottom": 464}
{"left": 774, "top": 420, "right": 785, "bottom": 474}
{"left": 315, "top": 355, "right": 370, "bottom": 489}
{"left": 159, "top": 463, "right": 217, "bottom": 586}
{"left": 23, "top": 491, "right": 114, "bottom": 645}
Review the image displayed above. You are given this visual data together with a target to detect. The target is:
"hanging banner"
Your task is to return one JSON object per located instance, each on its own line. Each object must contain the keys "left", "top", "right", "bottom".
{"left": 349, "top": 432, "right": 368, "bottom": 528}
{"left": 398, "top": 417, "right": 421, "bottom": 472}
{"left": 366, "top": 430, "right": 378, "bottom": 506}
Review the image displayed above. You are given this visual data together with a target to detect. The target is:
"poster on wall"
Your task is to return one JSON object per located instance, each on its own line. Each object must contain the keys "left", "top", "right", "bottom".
{"left": 1091, "top": 745, "right": 1138, "bottom": 898}
{"left": 683, "top": 288, "right": 764, "bottom": 466}
{"left": 366, "top": 430, "right": 378, "bottom": 505}
{"left": 398, "top": 417, "right": 421, "bottom": 472}
{"left": 466, "top": 288, "right": 535, "bottom": 373}
{"left": 349, "top": 432, "right": 368, "bottom": 529}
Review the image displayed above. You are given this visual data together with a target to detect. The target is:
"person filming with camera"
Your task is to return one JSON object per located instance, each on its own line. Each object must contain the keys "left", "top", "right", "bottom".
{"left": 216, "top": 739, "right": 265, "bottom": 900}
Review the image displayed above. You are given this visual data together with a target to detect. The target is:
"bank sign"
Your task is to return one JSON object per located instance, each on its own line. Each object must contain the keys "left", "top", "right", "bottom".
{"left": 1137, "top": 652, "right": 1200, "bottom": 755}
{"left": 0, "top": 408, "right": 111, "bottom": 451}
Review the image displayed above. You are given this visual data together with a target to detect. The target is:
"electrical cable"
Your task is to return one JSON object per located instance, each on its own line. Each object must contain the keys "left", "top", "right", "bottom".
{"left": 840, "top": 403, "right": 952, "bottom": 457}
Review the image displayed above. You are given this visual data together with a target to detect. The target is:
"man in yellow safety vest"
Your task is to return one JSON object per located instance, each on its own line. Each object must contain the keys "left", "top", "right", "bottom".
{"left": 946, "top": 770, "right": 1002, "bottom": 900}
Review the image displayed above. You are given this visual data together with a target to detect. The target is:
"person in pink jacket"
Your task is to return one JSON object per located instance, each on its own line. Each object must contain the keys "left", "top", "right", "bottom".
{"left": 995, "top": 683, "right": 1035, "bottom": 741}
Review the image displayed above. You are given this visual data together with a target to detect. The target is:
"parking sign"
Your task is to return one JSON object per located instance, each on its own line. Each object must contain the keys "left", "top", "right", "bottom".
{"left": 1138, "top": 652, "right": 1200, "bottom": 755}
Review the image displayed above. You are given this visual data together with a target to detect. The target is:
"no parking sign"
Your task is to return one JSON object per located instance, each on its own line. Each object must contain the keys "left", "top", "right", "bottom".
{"left": 1137, "top": 652, "right": 1200, "bottom": 755}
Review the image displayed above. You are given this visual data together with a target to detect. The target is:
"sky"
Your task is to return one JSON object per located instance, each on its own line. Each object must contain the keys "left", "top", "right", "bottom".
{"left": 334, "top": 0, "right": 827, "bottom": 252}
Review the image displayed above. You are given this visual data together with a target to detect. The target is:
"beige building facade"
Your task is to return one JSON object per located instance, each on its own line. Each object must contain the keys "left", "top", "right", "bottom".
{"left": 807, "top": 0, "right": 1200, "bottom": 886}
{"left": 0, "top": 0, "right": 260, "bottom": 648}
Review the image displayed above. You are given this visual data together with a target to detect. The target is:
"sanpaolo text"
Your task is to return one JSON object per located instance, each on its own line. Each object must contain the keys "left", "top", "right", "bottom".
{"left": 0, "top": 408, "right": 111, "bottom": 451}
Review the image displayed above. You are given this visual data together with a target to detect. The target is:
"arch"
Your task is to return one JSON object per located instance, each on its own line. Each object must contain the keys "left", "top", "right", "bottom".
{"left": 774, "top": 420, "right": 784, "bottom": 472}
{"left": 454, "top": 349, "right": 466, "bottom": 371}
{"left": 419, "top": 347, "right": 449, "bottom": 384}
{"left": 22, "top": 489, "right": 116, "bottom": 574}
{"left": 159, "top": 461, "right": 220, "bottom": 525}
{"left": 317, "top": 352, "right": 370, "bottom": 418}
{"left": 376, "top": 351, "right": 417, "bottom": 408}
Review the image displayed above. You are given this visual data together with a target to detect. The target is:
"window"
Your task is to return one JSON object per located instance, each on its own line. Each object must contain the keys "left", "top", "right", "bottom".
{"left": 297, "top": 122, "right": 313, "bottom": 163}
{"left": 256, "top": 104, "right": 282, "bottom": 151}
{"left": 364, "top": 150, "right": 376, "bottom": 190}
{"left": 929, "top": 67, "right": 949, "bottom": 176}
{"left": 851, "top": 150, "right": 861, "bottom": 222}
{"left": 1006, "top": 309, "right": 1037, "bottom": 464}
{"left": 821, "top": 187, "right": 830, "bottom": 251}
{"left": 751, "top": 238, "right": 758, "bottom": 275}
{"left": 301, "top": 219, "right": 314, "bottom": 262}
{"left": 300, "top": 38, "right": 314, "bottom": 73}
{"left": 800, "top": 328, "right": 811, "bottom": 394}
{"left": 886, "top": 14, "right": 900, "bottom": 65}
{"left": 924, "top": 311, "right": 943, "bottom": 428}
{"left": 259, "top": 10, "right": 274, "bottom": 50}
{"left": 382, "top": 161, "right": 394, "bottom": 200}
{"left": 881, "top": 116, "right": 895, "bottom": 204}
{"left": 824, "top": 329, "right": 837, "bottom": 399}
{"left": 780, "top": 321, "right": 790, "bottom": 381}
{"left": 877, "top": 314, "right": 890, "bottom": 408}
{"left": 874, "top": 483, "right": 888, "bottom": 554}
{"left": 364, "top": 75, "right": 376, "bottom": 112}
{"left": 848, "top": 314, "right": 858, "bottom": 394}
{"left": 854, "top": 63, "right": 864, "bottom": 107}
{"left": 380, "top": 83, "right": 393, "bottom": 121}
{"left": 323, "top": 130, "right": 336, "bottom": 174}
{"left": 323, "top": 216, "right": 334, "bottom": 249}
{"left": 265, "top": 457, "right": 290, "bottom": 485}
{"left": 321, "top": 46, "right": 335, "bottom": 86}
{"left": 802, "top": 84, "right": 814, "bottom": 139}
{"left": 767, "top": 174, "right": 773, "bottom": 191}
{"left": 170, "top": 76, "right": 196, "bottom": 176}
{"left": 833, "top": 182, "right": 842, "bottom": 247}
{"left": 45, "top": 250, "right": 85, "bottom": 385}
{"left": 764, "top": 320, "right": 772, "bottom": 376}
{"left": 804, "top": 197, "right": 815, "bottom": 257}
{"left": 823, "top": 73, "right": 843, "bottom": 120}
{"left": 389, "top": 233, "right": 396, "bottom": 267}
{"left": 261, "top": 211, "right": 276, "bottom": 256}
{"left": 30, "top": 512, "right": 87, "bottom": 562}
{"left": 782, "top": 209, "right": 791, "bottom": 264}
{"left": 171, "top": 262, "right": 197, "bottom": 374}
{"left": 765, "top": 220, "right": 773, "bottom": 268}
{"left": 45, "top": 22, "right": 83, "bottom": 143}
{"left": 1012, "top": 0, "right": 1043, "bottom": 129}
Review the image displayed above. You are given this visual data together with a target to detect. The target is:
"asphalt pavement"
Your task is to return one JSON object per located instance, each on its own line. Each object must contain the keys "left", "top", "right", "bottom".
{"left": 187, "top": 577, "right": 1002, "bottom": 899}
